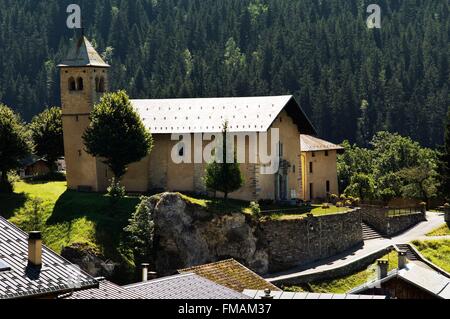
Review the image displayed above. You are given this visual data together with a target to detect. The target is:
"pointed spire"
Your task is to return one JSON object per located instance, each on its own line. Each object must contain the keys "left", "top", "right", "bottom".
{"left": 58, "top": 35, "right": 110, "bottom": 68}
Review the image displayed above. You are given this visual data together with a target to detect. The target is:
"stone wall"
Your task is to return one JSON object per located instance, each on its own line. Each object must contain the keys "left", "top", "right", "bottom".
{"left": 361, "top": 206, "right": 426, "bottom": 236}
{"left": 152, "top": 193, "right": 363, "bottom": 275}
{"left": 260, "top": 210, "right": 363, "bottom": 272}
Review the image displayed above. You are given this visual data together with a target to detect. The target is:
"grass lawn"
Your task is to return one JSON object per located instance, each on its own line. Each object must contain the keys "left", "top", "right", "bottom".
{"left": 283, "top": 250, "right": 399, "bottom": 294}
{"left": 412, "top": 240, "right": 450, "bottom": 273}
{"left": 427, "top": 224, "right": 450, "bottom": 237}
{"left": 0, "top": 181, "right": 140, "bottom": 283}
{"left": 267, "top": 205, "right": 350, "bottom": 221}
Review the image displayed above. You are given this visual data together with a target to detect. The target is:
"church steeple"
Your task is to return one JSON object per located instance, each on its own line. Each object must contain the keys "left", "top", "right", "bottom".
{"left": 58, "top": 35, "right": 110, "bottom": 68}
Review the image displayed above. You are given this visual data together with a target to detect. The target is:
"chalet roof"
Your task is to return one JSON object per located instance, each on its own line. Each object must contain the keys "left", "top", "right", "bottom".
{"left": 179, "top": 259, "right": 281, "bottom": 293}
{"left": 131, "top": 95, "right": 317, "bottom": 135}
{"left": 243, "top": 290, "right": 387, "bottom": 299}
{"left": 58, "top": 36, "right": 110, "bottom": 68}
{"left": 124, "top": 273, "right": 249, "bottom": 299}
{"left": 350, "top": 264, "right": 450, "bottom": 299}
{"left": 0, "top": 217, "right": 98, "bottom": 299}
{"left": 63, "top": 278, "right": 142, "bottom": 300}
{"left": 300, "top": 135, "right": 344, "bottom": 153}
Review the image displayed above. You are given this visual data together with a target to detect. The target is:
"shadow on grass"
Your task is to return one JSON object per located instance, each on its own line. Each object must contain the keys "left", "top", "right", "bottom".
{"left": 0, "top": 192, "right": 28, "bottom": 219}
{"left": 46, "top": 190, "right": 140, "bottom": 258}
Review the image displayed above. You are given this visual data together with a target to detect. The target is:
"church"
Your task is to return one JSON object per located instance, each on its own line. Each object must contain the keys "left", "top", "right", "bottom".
{"left": 58, "top": 35, "right": 340, "bottom": 202}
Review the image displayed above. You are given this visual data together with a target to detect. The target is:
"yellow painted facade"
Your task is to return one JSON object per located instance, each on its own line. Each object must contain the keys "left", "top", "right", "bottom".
{"left": 300, "top": 150, "right": 339, "bottom": 201}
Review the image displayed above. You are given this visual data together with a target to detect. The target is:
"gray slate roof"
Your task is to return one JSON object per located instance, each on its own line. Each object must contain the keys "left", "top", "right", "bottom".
{"left": 131, "top": 95, "right": 316, "bottom": 135}
{"left": 300, "top": 135, "right": 344, "bottom": 152}
{"left": 64, "top": 278, "right": 142, "bottom": 299}
{"left": 243, "top": 290, "right": 387, "bottom": 300}
{"left": 124, "top": 273, "right": 250, "bottom": 299}
{"left": 0, "top": 216, "right": 98, "bottom": 299}
{"left": 58, "top": 36, "right": 110, "bottom": 68}
{"left": 350, "top": 263, "right": 450, "bottom": 299}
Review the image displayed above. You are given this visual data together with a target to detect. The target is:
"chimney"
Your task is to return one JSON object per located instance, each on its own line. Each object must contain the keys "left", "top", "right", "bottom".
{"left": 28, "top": 232, "right": 42, "bottom": 268}
{"left": 398, "top": 251, "right": 407, "bottom": 270}
{"left": 261, "top": 289, "right": 274, "bottom": 300}
{"left": 377, "top": 259, "right": 389, "bottom": 280}
{"left": 142, "top": 263, "right": 150, "bottom": 282}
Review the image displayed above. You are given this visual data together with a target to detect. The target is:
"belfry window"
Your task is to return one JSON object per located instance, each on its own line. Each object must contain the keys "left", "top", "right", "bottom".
{"left": 77, "top": 77, "right": 84, "bottom": 91}
{"left": 68, "top": 77, "right": 76, "bottom": 91}
{"left": 98, "top": 77, "right": 105, "bottom": 92}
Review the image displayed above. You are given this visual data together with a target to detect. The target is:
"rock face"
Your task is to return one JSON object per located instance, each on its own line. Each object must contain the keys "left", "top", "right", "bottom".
{"left": 153, "top": 193, "right": 268, "bottom": 275}
{"left": 61, "top": 243, "right": 117, "bottom": 278}
{"left": 150, "top": 193, "right": 363, "bottom": 276}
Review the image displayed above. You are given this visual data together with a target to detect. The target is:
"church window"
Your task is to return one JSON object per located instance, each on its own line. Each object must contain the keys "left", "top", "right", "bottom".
{"left": 76, "top": 77, "right": 84, "bottom": 91}
{"left": 68, "top": 77, "right": 76, "bottom": 91}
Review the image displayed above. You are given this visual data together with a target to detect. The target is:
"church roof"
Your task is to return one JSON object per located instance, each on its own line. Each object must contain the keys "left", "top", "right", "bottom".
{"left": 300, "top": 135, "right": 344, "bottom": 153}
{"left": 131, "top": 95, "right": 317, "bottom": 135}
{"left": 58, "top": 36, "right": 110, "bottom": 68}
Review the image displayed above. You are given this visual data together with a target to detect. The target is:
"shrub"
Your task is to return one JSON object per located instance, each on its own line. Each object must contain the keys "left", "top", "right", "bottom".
{"left": 0, "top": 179, "right": 14, "bottom": 193}
{"left": 249, "top": 201, "right": 261, "bottom": 218}
{"left": 322, "top": 203, "right": 330, "bottom": 209}
{"left": 345, "top": 200, "right": 353, "bottom": 207}
{"left": 336, "top": 201, "right": 343, "bottom": 208}
{"left": 107, "top": 177, "right": 126, "bottom": 207}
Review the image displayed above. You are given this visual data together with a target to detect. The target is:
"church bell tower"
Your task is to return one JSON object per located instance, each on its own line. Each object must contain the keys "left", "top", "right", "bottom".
{"left": 58, "top": 34, "right": 110, "bottom": 192}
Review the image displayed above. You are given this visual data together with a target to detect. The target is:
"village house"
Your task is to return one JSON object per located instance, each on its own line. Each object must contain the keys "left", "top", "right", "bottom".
{"left": 300, "top": 135, "right": 344, "bottom": 201}
{"left": 58, "top": 35, "right": 341, "bottom": 202}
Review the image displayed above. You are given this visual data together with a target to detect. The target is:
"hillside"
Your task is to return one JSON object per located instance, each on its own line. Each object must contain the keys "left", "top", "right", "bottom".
{"left": 0, "top": 0, "right": 448, "bottom": 147}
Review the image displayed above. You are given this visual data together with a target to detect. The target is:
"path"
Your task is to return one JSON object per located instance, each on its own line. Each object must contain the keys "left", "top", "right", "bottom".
{"left": 265, "top": 212, "right": 446, "bottom": 283}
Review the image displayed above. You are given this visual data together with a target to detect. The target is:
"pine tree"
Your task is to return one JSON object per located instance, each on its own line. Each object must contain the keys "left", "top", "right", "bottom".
{"left": 204, "top": 122, "right": 243, "bottom": 200}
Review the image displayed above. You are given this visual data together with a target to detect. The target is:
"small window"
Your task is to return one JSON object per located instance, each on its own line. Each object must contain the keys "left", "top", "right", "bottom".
{"left": 278, "top": 143, "right": 284, "bottom": 157}
{"left": 325, "top": 150, "right": 329, "bottom": 157}
{"left": 293, "top": 165, "right": 296, "bottom": 173}
{"left": 77, "top": 77, "right": 84, "bottom": 91}
{"left": 78, "top": 150, "right": 82, "bottom": 157}
{"left": 309, "top": 162, "right": 313, "bottom": 174}
{"left": 312, "top": 152, "right": 316, "bottom": 157}
{"left": 98, "top": 77, "right": 105, "bottom": 92}
{"left": 326, "top": 181, "right": 330, "bottom": 193}
{"left": 68, "top": 77, "right": 76, "bottom": 91}
{"left": 75, "top": 115, "right": 79, "bottom": 122}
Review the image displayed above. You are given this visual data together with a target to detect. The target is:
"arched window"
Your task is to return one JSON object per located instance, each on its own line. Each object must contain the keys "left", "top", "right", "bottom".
{"left": 76, "top": 77, "right": 84, "bottom": 91}
{"left": 68, "top": 77, "right": 76, "bottom": 91}
{"left": 98, "top": 77, "right": 105, "bottom": 93}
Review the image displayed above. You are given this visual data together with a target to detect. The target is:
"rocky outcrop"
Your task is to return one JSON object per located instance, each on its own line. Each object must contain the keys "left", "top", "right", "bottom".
{"left": 61, "top": 243, "right": 117, "bottom": 278}
{"left": 152, "top": 193, "right": 268, "bottom": 275}
{"left": 149, "top": 193, "right": 363, "bottom": 276}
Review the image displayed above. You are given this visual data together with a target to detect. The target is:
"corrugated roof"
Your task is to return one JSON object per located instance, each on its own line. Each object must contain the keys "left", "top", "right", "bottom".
{"left": 243, "top": 290, "right": 387, "bottom": 300}
{"left": 58, "top": 36, "right": 110, "bottom": 68}
{"left": 124, "top": 273, "right": 249, "bottom": 299}
{"left": 64, "top": 278, "right": 142, "bottom": 299}
{"left": 131, "top": 95, "right": 317, "bottom": 135}
{"left": 0, "top": 217, "right": 98, "bottom": 299}
{"left": 179, "top": 259, "right": 281, "bottom": 293}
{"left": 300, "top": 135, "right": 344, "bottom": 152}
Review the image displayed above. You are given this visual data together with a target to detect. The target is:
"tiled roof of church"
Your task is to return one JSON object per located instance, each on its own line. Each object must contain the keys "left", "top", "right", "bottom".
{"left": 58, "top": 36, "right": 110, "bottom": 68}
{"left": 131, "top": 95, "right": 317, "bottom": 135}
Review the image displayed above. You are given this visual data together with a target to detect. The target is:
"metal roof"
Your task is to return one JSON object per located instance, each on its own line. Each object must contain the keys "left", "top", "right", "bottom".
{"left": 179, "top": 259, "right": 281, "bottom": 293}
{"left": 58, "top": 36, "right": 110, "bottom": 68}
{"left": 243, "top": 290, "right": 387, "bottom": 300}
{"left": 0, "top": 216, "right": 98, "bottom": 299}
{"left": 131, "top": 95, "right": 317, "bottom": 135}
{"left": 300, "top": 135, "right": 344, "bottom": 152}
{"left": 350, "top": 264, "right": 450, "bottom": 299}
{"left": 124, "top": 273, "right": 249, "bottom": 299}
{"left": 64, "top": 278, "right": 142, "bottom": 299}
